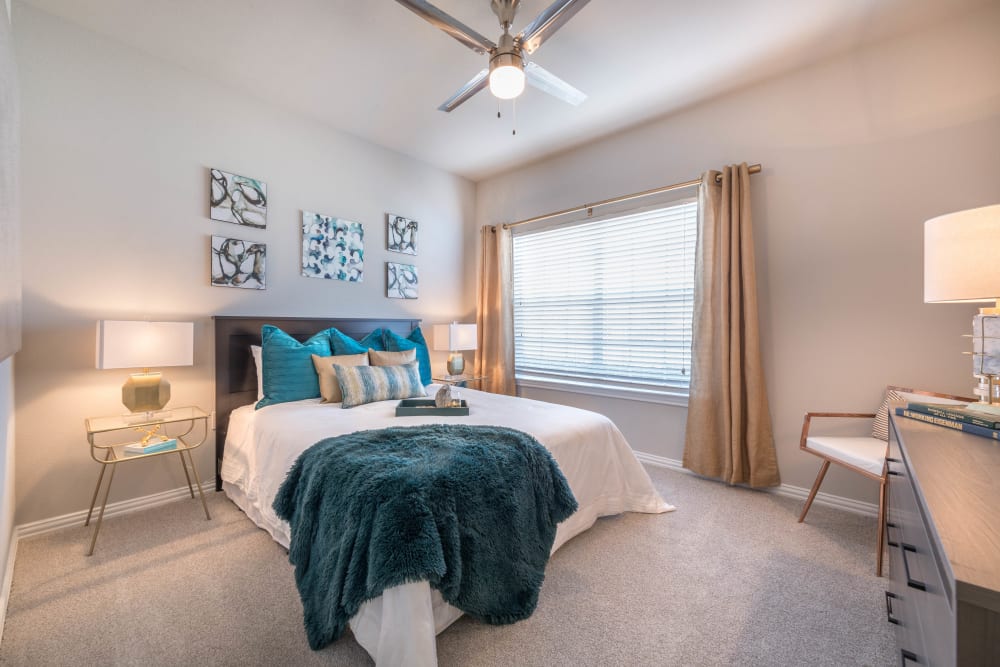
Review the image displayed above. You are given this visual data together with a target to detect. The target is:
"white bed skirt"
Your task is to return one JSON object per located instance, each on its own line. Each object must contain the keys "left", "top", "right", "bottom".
{"left": 221, "top": 387, "right": 673, "bottom": 665}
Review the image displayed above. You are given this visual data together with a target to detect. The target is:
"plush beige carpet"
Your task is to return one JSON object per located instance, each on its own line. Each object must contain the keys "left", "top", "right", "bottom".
{"left": 0, "top": 466, "right": 894, "bottom": 666}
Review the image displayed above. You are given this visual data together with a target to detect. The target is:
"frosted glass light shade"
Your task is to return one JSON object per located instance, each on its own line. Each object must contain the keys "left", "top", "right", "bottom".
{"left": 924, "top": 204, "right": 1000, "bottom": 303}
{"left": 432, "top": 323, "right": 478, "bottom": 352}
{"left": 489, "top": 65, "right": 525, "bottom": 100}
{"left": 96, "top": 320, "right": 194, "bottom": 369}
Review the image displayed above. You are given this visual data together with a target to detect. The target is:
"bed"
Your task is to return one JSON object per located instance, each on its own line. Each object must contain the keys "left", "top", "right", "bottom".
{"left": 214, "top": 316, "right": 673, "bottom": 666}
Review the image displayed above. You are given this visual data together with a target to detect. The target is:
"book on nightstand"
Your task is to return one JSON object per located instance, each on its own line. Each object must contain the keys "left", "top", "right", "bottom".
{"left": 123, "top": 438, "right": 178, "bottom": 455}
{"left": 894, "top": 407, "right": 1000, "bottom": 441}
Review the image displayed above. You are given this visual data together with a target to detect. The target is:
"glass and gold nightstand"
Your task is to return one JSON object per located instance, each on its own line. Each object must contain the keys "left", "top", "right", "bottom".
{"left": 432, "top": 375, "right": 487, "bottom": 388}
{"left": 84, "top": 406, "right": 211, "bottom": 555}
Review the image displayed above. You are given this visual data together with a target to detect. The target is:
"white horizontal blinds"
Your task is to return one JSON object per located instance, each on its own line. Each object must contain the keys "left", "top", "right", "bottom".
{"left": 512, "top": 200, "right": 697, "bottom": 391}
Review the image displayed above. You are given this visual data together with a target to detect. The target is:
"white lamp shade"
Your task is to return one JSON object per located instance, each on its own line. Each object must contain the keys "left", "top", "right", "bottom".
{"left": 925, "top": 204, "right": 1000, "bottom": 303}
{"left": 96, "top": 320, "right": 194, "bottom": 370}
{"left": 432, "top": 323, "right": 478, "bottom": 352}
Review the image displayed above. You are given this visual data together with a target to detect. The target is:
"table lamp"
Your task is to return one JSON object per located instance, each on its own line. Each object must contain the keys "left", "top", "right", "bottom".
{"left": 96, "top": 320, "right": 194, "bottom": 415}
{"left": 432, "top": 322, "right": 478, "bottom": 376}
{"left": 924, "top": 204, "right": 1000, "bottom": 401}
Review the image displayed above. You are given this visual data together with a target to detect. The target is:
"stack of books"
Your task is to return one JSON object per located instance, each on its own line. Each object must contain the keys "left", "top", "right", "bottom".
{"left": 894, "top": 401, "right": 1000, "bottom": 441}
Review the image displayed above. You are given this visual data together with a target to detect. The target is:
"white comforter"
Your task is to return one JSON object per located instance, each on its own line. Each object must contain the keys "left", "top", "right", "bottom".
{"left": 221, "top": 386, "right": 672, "bottom": 666}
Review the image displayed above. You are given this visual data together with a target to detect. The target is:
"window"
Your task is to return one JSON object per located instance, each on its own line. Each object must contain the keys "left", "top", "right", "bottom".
{"left": 512, "top": 199, "right": 697, "bottom": 403}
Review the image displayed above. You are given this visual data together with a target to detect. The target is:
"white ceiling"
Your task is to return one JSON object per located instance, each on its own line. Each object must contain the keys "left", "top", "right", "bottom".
{"left": 21, "top": 0, "right": 987, "bottom": 181}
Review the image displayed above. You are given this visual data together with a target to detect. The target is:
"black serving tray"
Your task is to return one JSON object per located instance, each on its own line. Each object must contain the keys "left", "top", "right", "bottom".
{"left": 395, "top": 398, "right": 469, "bottom": 416}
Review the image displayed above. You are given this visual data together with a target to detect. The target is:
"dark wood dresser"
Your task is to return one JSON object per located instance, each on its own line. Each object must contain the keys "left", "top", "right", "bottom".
{"left": 886, "top": 415, "right": 1000, "bottom": 666}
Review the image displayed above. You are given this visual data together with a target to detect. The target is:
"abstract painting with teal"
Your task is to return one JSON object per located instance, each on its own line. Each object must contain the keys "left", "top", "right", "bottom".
{"left": 301, "top": 211, "right": 365, "bottom": 282}
{"left": 210, "top": 168, "right": 267, "bottom": 228}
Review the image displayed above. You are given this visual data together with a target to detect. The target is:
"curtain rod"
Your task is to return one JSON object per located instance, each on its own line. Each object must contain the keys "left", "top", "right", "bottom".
{"left": 500, "top": 163, "right": 761, "bottom": 230}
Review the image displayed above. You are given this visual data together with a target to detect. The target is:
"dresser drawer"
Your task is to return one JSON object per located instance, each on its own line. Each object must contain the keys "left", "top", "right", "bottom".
{"left": 887, "top": 414, "right": 1000, "bottom": 666}
{"left": 887, "top": 423, "right": 957, "bottom": 665}
{"left": 886, "top": 533, "right": 927, "bottom": 664}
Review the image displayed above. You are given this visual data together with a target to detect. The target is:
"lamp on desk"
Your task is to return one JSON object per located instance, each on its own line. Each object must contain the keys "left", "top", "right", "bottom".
{"left": 924, "top": 204, "right": 1000, "bottom": 401}
{"left": 432, "top": 322, "right": 477, "bottom": 376}
{"left": 96, "top": 320, "right": 194, "bottom": 415}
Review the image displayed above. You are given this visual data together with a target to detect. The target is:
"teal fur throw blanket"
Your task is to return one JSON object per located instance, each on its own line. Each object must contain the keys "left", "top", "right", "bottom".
{"left": 272, "top": 424, "right": 578, "bottom": 650}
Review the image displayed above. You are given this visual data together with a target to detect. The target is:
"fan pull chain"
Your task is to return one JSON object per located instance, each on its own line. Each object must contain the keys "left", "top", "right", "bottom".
{"left": 495, "top": 100, "right": 517, "bottom": 136}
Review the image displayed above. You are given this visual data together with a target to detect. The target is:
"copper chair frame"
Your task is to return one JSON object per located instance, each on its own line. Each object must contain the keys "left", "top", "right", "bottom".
{"left": 797, "top": 385, "right": 974, "bottom": 577}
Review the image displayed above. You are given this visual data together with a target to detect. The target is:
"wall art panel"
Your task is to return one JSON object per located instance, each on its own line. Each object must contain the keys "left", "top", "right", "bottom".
{"left": 301, "top": 211, "right": 364, "bottom": 282}
{"left": 210, "top": 168, "right": 267, "bottom": 228}
{"left": 387, "top": 213, "right": 417, "bottom": 255}
{"left": 211, "top": 235, "right": 266, "bottom": 289}
{"left": 386, "top": 261, "right": 418, "bottom": 299}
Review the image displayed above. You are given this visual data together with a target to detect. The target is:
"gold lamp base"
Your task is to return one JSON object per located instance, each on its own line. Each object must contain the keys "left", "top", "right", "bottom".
{"left": 122, "top": 372, "right": 171, "bottom": 414}
{"left": 446, "top": 352, "right": 466, "bottom": 376}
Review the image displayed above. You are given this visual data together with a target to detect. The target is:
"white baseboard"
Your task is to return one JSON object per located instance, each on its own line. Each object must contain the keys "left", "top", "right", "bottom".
{"left": 0, "top": 478, "right": 217, "bottom": 644}
{"left": 633, "top": 451, "right": 686, "bottom": 472}
{"left": 0, "top": 530, "right": 16, "bottom": 646}
{"left": 634, "top": 451, "right": 878, "bottom": 518}
{"left": 16, "top": 479, "right": 216, "bottom": 539}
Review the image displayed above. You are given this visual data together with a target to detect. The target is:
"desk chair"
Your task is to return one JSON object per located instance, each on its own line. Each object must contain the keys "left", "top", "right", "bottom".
{"left": 798, "top": 385, "right": 973, "bottom": 576}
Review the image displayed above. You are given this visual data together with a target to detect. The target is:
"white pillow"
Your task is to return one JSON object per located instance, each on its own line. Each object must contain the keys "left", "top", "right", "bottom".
{"left": 251, "top": 345, "right": 263, "bottom": 401}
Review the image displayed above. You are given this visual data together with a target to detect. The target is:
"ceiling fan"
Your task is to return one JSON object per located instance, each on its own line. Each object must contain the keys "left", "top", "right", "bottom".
{"left": 395, "top": 0, "right": 591, "bottom": 112}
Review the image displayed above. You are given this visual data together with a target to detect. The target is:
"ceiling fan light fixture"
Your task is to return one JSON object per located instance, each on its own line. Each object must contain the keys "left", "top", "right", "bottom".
{"left": 488, "top": 51, "right": 525, "bottom": 100}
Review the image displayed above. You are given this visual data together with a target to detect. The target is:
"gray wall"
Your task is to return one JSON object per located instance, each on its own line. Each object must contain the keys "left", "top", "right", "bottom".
{"left": 476, "top": 2, "right": 1000, "bottom": 503}
{"left": 13, "top": 6, "right": 476, "bottom": 524}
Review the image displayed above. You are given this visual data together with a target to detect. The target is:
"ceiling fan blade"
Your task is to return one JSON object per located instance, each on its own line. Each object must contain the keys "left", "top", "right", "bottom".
{"left": 395, "top": 0, "right": 497, "bottom": 54}
{"left": 524, "top": 62, "right": 586, "bottom": 106}
{"left": 438, "top": 69, "right": 490, "bottom": 112}
{"left": 517, "top": 0, "right": 591, "bottom": 55}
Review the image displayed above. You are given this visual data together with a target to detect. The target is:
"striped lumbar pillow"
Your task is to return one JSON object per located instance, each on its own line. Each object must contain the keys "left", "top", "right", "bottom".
{"left": 872, "top": 389, "right": 905, "bottom": 441}
{"left": 335, "top": 361, "right": 426, "bottom": 409}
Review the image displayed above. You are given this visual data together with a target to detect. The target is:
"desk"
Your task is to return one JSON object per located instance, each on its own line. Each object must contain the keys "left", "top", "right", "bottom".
{"left": 886, "top": 414, "right": 1000, "bottom": 665}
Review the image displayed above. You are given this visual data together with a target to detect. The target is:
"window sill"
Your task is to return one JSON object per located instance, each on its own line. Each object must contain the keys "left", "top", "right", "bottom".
{"left": 515, "top": 376, "right": 689, "bottom": 407}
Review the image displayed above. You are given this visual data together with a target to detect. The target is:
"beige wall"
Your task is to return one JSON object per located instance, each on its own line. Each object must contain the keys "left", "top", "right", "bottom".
{"left": 13, "top": 6, "right": 476, "bottom": 524}
{"left": 476, "top": 2, "right": 1000, "bottom": 503}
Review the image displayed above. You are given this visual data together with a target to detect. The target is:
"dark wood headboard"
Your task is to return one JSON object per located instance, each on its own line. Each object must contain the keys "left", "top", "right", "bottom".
{"left": 213, "top": 315, "right": 420, "bottom": 490}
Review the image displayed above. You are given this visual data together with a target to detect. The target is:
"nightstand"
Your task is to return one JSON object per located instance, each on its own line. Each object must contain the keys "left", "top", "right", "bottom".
{"left": 433, "top": 375, "right": 486, "bottom": 388}
{"left": 84, "top": 406, "right": 211, "bottom": 555}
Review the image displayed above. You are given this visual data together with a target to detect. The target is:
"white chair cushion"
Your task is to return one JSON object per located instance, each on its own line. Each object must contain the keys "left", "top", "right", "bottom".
{"left": 806, "top": 436, "right": 887, "bottom": 477}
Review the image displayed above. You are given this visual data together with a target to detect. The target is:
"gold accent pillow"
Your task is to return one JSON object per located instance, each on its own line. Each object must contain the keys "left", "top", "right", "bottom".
{"left": 311, "top": 353, "right": 368, "bottom": 403}
{"left": 369, "top": 348, "right": 416, "bottom": 366}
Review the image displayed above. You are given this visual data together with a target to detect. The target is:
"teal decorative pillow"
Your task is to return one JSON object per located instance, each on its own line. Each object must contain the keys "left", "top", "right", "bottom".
{"left": 384, "top": 327, "right": 432, "bottom": 386}
{"left": 328, "top": 327, "right": 386, "bottom": 355}
{"left": 335, "top": 361, "right": 426, "bottom": 408}
{"left": 256, "top": 325, "right": 332, "bottom": 409}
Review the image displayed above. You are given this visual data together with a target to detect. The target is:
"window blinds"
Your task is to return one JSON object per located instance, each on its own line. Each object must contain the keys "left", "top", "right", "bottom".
{"left": 512, "top": 200, "right": 697, "bottom": 393}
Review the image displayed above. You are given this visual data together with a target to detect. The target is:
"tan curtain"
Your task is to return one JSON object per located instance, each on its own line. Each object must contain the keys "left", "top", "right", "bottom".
{"left": 682, "top": 164, "right": 780, "bottom": 487}
{"left": 475, "top": 225, "right": 515, "bottom": 395}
